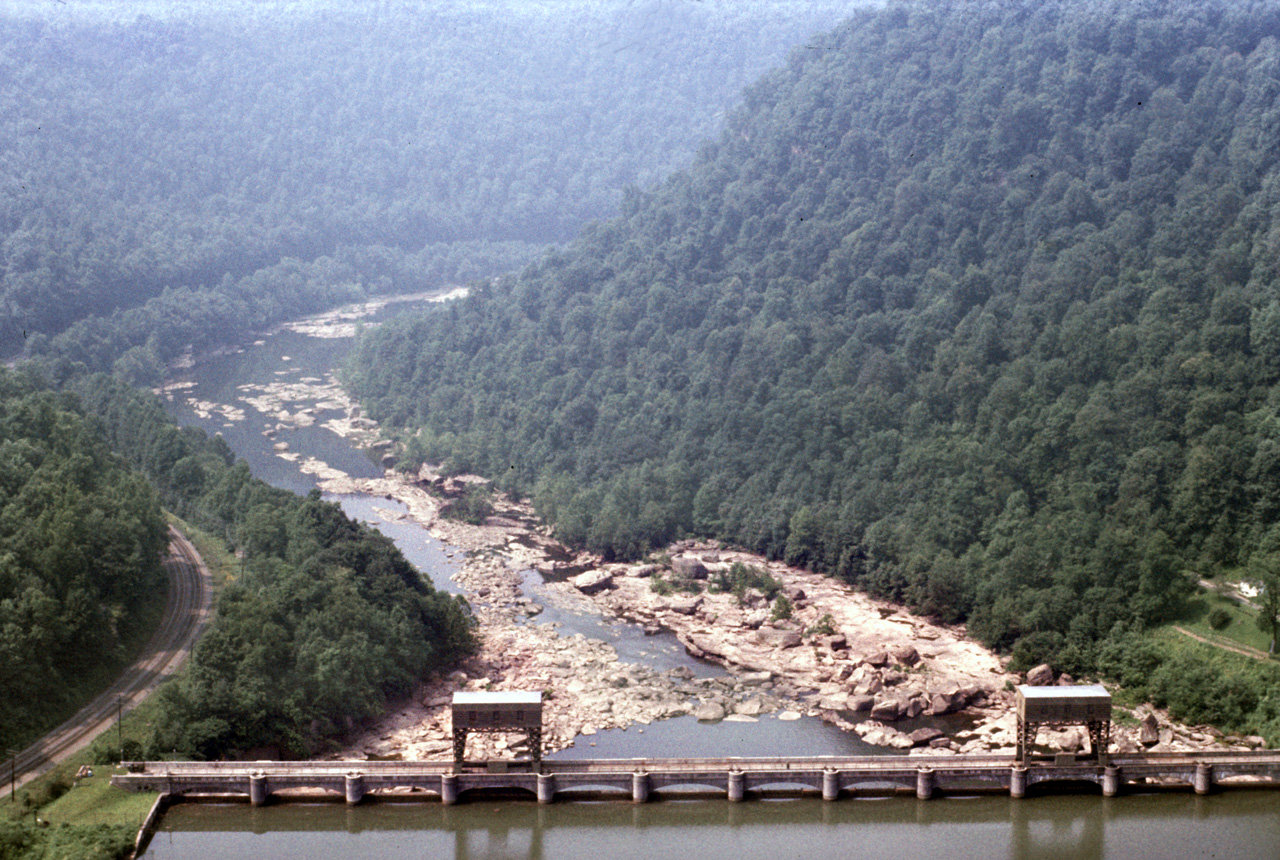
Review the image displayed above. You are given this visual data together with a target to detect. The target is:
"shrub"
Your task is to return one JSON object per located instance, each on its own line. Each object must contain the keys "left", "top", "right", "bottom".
{"left": 440, "top": 483, "right": 495, "bottom": 524}
{"left": 771, "top": 594, "right": 793, "bottom": 621}
{"left": 1208, "top": 607, "right": 1233, "bottom": 630}
{"left": 806, "top": 613, "right": 837, "bottom": 637}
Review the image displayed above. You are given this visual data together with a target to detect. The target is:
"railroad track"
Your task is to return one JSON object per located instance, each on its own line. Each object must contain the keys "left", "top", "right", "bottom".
{"left": 9, "top": 526, "right": 212, "bottom": 794}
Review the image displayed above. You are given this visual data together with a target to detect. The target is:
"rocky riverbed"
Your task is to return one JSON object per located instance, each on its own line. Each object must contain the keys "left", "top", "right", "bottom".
{"left": 324, "top": 458, "right": 1260, "bottom": 760}
{"left": 167, "top": 295, "right": 1265, "bottom": 762}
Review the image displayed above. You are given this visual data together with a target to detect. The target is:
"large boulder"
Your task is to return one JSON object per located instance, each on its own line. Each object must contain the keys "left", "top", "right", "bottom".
{"left": 910, "top": 727, "right": 945, "bottom": 747}
{"left": 755, "top": 629, "right": 803, "bottom": 649}
{"left": 1139, "top": 713, "right": 1160, "bottom": 746}
{"left": 818, "top": 695, "right": 848, "bottom": 712}
{"left": 668, "top": 595, "right": 703, "bottom": 615}
{"left": 686, "top": 632, "right": 727, "bottom": 660}
{"left": 891, "top": 644, "right": 921, "bottom": 667}
{"left": 819, "top": 634, "right": 848, "bottom": 651}
{"left": 901, "top": 696, "right": 926, "bottom": 719}
{"left": 571, "top": 569, "right": 615, "bottom": 595}
{"left": 880, "top": 669, "right": 907, "bottom": 686}
{"left": 846, "top": 694, "right": 876, "bottom": 713}
{"left": 870, "top": 697, "right": 902, "bottom": 721}
{"left": 672, "top": 557, "right": 710, "bottom": 580}
{"left": 1053, "top": 729, "right": 1084, "bottom": 752}
{"left": 853, "top": 673, "right": 884, "bottom": 696}
{"left": 738, "top": 670, "right": 773, "bottom": 686}
{"left": 865, "top": 650, "right": 891, "bottom": 667}
{"left": 693, "top": 702, "right": 727, "bottom": 721}
{"left": 1025, "top": 664, "right": 1055, "bottom": 686}
{"left": 929, "top": 685, "right": 970, "bottom": 715}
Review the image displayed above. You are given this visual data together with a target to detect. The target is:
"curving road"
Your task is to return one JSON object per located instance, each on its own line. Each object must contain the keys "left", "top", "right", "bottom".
{"left": 8, "top": 525, "right": 213, "bottom": 794}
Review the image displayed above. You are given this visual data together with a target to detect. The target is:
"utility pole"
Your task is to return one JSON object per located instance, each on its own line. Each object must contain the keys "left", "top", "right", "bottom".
{"left": 116, "top": 695, "right": 124, "bottom": 763}
{"left": 7, "top": 749, "right": 16, "bottom": 802}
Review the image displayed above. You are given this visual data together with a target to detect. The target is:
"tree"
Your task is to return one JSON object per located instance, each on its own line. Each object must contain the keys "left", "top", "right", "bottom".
{"left": 1252, "top": 555, "right": 1280, "bottom": 655}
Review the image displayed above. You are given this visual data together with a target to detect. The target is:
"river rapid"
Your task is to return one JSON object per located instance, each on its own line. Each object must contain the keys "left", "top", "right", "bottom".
{"left": 152, "top": 292, "right": 1280, "bottom": 859}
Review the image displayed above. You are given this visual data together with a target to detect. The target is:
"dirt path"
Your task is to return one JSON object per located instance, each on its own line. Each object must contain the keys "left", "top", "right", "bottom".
{"left": 10, "top": 526, "right": 213, "bottom": 793}
{"left": 1172, "top": 625, "right": 1272, "bottom": 661}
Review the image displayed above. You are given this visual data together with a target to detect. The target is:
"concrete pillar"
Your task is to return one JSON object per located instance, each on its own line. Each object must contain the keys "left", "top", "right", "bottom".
{"left": 440, "top": 773, "right": 459, "bottom": 806}
{"left": 631, "top": 771, "right": 650, "bottom": 803}
{"left": 536, "top": 772, "right": 556, "bottom": 805}
{"left": 1102, "top": 766, "right": 1122, "bottom": 798}
{"left": 249, "top": 773, "right": 269, "bottom": 807}
{"left": 916, "top": 768, "right": 935, "bottom": 800}
{"left": 727, "top": 770, "right": 745, "bottom": 802}
{"left": 1010, "top": 766, "right": 1028, "bottom": 800}
{"left": 1194, "top": 763, "right": 1214, "bottom": 796}
{"left": 822, "top": 768, "right": 840, "bottom": 802}
{"left": 344, "top": 773, "right": 365, "bottom": 805}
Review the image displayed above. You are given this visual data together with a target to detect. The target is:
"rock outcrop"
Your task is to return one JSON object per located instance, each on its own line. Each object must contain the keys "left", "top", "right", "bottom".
{"left": 572, "top": 569, "right": 615, "bottom": 595}
{"left": 1025, "top": 664, "right": 1055, "bottom": 686}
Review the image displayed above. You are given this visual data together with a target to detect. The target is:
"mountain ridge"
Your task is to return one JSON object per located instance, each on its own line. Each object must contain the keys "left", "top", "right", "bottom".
{"left": 346, "top": 0, "right": 1280, "bottom": 675}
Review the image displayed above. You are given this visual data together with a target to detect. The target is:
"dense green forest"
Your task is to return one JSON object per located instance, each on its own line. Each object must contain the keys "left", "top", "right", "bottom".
{"left": 72, "top": 375, "right": 475, "bottom": 758}
{"left": 0, "top": 0, "right": 851, "bottom": 368}
{"left": 346, "top": 0, "right": 1280, "bottom": 690}
{"left": 0, "top": 368, "right": 167, "bottom": 751}
{"left": 0, "top": 362, "right": 474, "bottom": 760}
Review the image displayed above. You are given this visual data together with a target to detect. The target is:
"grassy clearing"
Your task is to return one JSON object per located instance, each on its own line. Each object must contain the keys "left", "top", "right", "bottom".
{"left": 4, "top": 692, "right": 165, "bottom": 829}
{"left": 1164, "top": 584, "right": 1274, "bottom": 657}
{"left": 36, "top": 768, "right": 158, "bottom": 828}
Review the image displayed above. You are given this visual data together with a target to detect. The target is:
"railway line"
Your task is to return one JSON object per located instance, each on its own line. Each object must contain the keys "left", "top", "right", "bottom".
{"left": 10, "top": 526, "right": 212, "bottom": 794}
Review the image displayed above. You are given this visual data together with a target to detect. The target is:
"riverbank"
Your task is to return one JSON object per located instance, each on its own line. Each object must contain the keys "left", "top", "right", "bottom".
{"left": 320, "top": 455, "right": 1261, "bottom": 760}
{"left": 162, "top": 295, "right": 1261, "bottom": 763}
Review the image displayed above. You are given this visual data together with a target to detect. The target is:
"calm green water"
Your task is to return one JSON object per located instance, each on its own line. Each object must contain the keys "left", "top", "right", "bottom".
{"left": 146, "top": 791, "right": 1280, "bottom": 860}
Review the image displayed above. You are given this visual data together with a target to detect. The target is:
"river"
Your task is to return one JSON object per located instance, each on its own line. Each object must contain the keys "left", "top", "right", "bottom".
{"left": 154, "top": 293, "right": 1280, "bottom": 859}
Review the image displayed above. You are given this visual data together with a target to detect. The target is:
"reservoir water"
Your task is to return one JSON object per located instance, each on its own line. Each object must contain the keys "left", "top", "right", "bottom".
{"left": 156, "top": 294, "right": 1280, "bottom": 858}
{"left": 145, "top": 790, "right": 1280, "bottom": 860}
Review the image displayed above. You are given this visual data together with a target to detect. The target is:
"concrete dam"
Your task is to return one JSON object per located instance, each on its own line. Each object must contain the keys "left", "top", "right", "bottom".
{"left": 113, "top": 750, "right": 1280, "bottom": 805}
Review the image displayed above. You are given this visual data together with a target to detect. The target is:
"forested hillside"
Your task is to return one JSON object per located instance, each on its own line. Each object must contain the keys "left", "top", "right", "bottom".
{"left": 0, "top": 368, "right": 167, "bottom": 750}
{"left": 346, "top": 0, "right": 1280, "bottom": 676}
{"left": 0, "top": 0, "right": 850, "bottom": 367}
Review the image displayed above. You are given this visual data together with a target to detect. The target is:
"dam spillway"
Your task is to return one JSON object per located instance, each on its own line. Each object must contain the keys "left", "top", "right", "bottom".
{"left": 113, "top": 751, "right": 1280, "bottom": 805}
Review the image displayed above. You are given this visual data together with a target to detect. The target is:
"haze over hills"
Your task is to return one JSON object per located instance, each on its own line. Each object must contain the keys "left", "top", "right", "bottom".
{"left": 346, "top": 0, "right": 1280, "bottom": 691}
{"left": 0, "top": 0, "right": 853, "bottom": 365}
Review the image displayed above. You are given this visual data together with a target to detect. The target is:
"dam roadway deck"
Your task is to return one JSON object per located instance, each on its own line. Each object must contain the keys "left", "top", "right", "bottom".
{"left": 112, "top": 750, "right": 1280, "bottom": 805}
